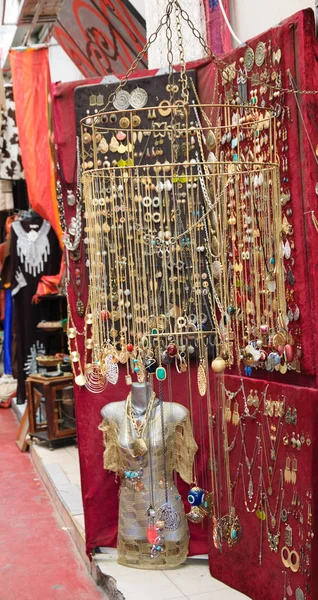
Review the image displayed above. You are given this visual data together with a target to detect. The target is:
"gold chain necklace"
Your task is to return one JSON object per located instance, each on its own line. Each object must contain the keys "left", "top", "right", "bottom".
{"left": 126, "top": 391, "right": 156, "bottom": 457}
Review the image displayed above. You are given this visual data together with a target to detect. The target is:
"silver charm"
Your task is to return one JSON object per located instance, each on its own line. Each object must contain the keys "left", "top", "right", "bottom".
{"left": 156, "top": 503, "right": 181, "bottom": 531}
{"left": 295, "top": 589, "right": 304, "bottom": 600}
{"left": 285, "top": 524, "right": 293, "bottom": 547}
{"left": 67, "top": 190, "right": 76, "bottom": 206}
{"left": 105, "top": 354, "right": 119, "bottom": 385}
{"left": 130, "top": 87, "right": 148, "bottom": 109}
{"left": 244, "top": 47, "right": 254, "bottom": 72}
{"left": 113, "top": 89, "right": 131, "bottom": 111}
{"left": 248, "top": 477, "right": 253, "bottom": 501}
{"left": 255, "top": 41, "right": 266, "bottom": 67}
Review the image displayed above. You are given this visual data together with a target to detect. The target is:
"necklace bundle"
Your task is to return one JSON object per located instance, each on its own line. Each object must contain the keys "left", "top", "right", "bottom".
{"left": 126, "top": 391, "right": 156, "bottom": 457}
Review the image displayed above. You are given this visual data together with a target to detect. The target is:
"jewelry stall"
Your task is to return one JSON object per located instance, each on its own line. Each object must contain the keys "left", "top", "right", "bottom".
{"left": 51, "top": 5, "right": 318, "bottom": 599}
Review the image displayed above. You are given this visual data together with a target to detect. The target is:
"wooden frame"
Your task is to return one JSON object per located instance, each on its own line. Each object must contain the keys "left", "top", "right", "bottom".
{"left": 16, "top": 392, "right": 41, "bottom": 452}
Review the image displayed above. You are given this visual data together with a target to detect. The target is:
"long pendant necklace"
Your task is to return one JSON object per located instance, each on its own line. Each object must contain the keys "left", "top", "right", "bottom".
{"left": 262, "top": 410, "right": 284, "bottom": 495}
{"left": 126, "top": 391, "right": 156, "bottom": 457}
{"left": 263, "top": 469, "right": 285, "bottom": 552}
{"left": 56, "top": 137, "right": 82, "bottom": 253}
{"left": 240, "top": 421, "right": 261, "bottom": 503}
{"left": 241, "top": 447, "right": 262, "bottom": 514}
{"left": 155, "top": 380, "right": 181, "bottom": 532}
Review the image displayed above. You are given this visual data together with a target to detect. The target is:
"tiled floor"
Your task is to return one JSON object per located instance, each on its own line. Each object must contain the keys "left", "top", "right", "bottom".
{"left": 31, "top": 441, "right": 250, "bottom": 600}
{"left": 96, "top": 550, "right": 250, "bottom": 600}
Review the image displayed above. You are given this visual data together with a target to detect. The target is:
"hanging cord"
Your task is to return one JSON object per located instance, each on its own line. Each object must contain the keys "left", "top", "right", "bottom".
{"left": 218, "top": 0, "right": 243, "bottom": 46}
{"left": 288, "top": 70, "right": 318, "bottom": 166}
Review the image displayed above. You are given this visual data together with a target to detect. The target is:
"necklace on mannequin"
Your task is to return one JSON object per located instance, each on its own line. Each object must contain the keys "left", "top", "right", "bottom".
{"left": 126, "top": 391, "right": 157, "bottom": 457}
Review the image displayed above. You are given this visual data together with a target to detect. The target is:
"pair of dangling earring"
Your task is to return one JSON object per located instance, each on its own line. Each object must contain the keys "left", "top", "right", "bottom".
{"left": 285, "top": 405, "right": 297, "bottom": 426}
{"left": 247, "top": 389, "right": 260, "bottom": 408}
{"left": 225, "top": 400, "right": 240, "bottom": 426}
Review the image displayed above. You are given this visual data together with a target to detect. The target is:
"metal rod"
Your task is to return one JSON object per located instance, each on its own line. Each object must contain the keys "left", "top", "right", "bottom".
{"left": 1, "top": 0, "right": 6, "bottom": 26}
{"left": 23, "top": 0, "right": 46, "bottom": 47}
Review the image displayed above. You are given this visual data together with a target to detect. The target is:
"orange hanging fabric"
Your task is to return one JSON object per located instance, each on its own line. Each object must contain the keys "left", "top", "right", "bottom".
{"left": 9, "top": 47, "right": 62, "bottom": 243}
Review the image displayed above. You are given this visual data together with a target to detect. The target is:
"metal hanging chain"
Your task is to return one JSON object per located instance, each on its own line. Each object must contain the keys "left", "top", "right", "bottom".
{"left": 100, "top": 0, "right": 175, "bottom": 113}
{"left": 97, "top": 0, "right": 316, "bottom": 120}
{"left": 174, "top": 1, "right": 189, "bottom": 105}
{"left": 174, "top": 1, "right": 318, "bottom": 96}
{"left": 109, "top": 3, "right": 307, "bottom": 126}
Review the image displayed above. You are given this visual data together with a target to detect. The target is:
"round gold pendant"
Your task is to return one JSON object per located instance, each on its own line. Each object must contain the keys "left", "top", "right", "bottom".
{"left": 133, "top": 438, "right": 148, "bottom": 457}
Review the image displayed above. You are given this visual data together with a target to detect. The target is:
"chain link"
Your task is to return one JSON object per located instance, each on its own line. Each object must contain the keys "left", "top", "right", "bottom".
{"left": 158, "top": 380, "right": 169, "bottom": 504}
{"left": 175, "top": 2, "right": 189, "bottom": 105}
{"left": 97, "top": 0, "right": 316, "bottom": 120}
{"left": 100, "top": 0, "right": 175, "bottom": 113}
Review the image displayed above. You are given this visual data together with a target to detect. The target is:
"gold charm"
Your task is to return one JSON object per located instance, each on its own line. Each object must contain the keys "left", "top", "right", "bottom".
{"left": 109, "top": 135, "right": 119, "bottom": 152}
{"left": 133, "top": 437, "right": 148, "bottom": 457}
{"left": 232, "top": 401, "right": 240, "bottom": 426}
{"left": 98, "top": 137, "right": 108, "bottom": 154}
{"left": 197, "top": 360, "right": 207, "bottom": 397}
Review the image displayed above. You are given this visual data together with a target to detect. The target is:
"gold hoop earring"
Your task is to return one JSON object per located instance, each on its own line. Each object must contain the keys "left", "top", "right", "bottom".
{"left": 289, "top": 550, "right": 300, "bottom": 573}
{"left": 158, "top": 100, "right": 171, "bottom": 117}
{"left": 281, "top": 546, "right": 290, "bottom": 569}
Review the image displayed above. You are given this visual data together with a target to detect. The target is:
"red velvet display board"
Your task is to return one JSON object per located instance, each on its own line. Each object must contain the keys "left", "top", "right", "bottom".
{"left": 208, "top": 374, "right": 318, "bottom": 600}
{"left": 197, "top": 10, "right": 318, "bottom": 600}
{"left": 51, "top": 9, "right": 318, "bottom": 598}
{"left": 197, "top": 9, "right": 318, "bottom": 383}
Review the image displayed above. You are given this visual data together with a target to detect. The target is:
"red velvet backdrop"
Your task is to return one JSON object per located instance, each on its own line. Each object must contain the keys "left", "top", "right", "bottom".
{"left": 208, "top": 375, "right": 318, "bottom": 600}
{"left": 195, "top": 9, "right": 318, "bottom": 600}
{"left": 51, "top": 9, "right": 318, "bottom": 598}
{"left": 197, "top": 9, "right": 318, "bottom": 384}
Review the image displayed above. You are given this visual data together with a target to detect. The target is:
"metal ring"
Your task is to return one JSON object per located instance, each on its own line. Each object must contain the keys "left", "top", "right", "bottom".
{"left": 144, "top": 212, "right": 152, "bottom": 222}
{"left": 188, "top": 314, "right": 197, "bottom": 324}
{"left": 153, "top": 212, "right": 161, "bottom": 223}
{"left": 152, "top": 196, "right": 160, "bottom": 207}
{"left": 177, "top": 317, "right": 187, "bottom": 328}
{"left": 142, "top": 196, "right": 152, "bottom": 208}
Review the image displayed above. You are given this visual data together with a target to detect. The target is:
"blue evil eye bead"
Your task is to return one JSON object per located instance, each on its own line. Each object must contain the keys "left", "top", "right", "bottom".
{"left": 244, "top": 366, "right": 253, "bottom": 377}
{"left": 187, "top": 486, "right": 205, "bottom": 507}
{"left": 269, "top": 352, "right": 281, "bottom": 366}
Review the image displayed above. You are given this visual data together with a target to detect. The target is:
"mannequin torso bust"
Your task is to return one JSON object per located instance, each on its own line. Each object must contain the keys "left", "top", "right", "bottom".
{"left": 100, "top": 382, "right": 197, "bottom": 569}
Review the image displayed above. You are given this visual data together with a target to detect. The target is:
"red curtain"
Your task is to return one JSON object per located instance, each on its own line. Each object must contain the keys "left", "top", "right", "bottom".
{"left": 203, "top": 0, "right": 232, "bottom": 55}
{"left": 9, "top": 48, "right": 62, "bottom": 243}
